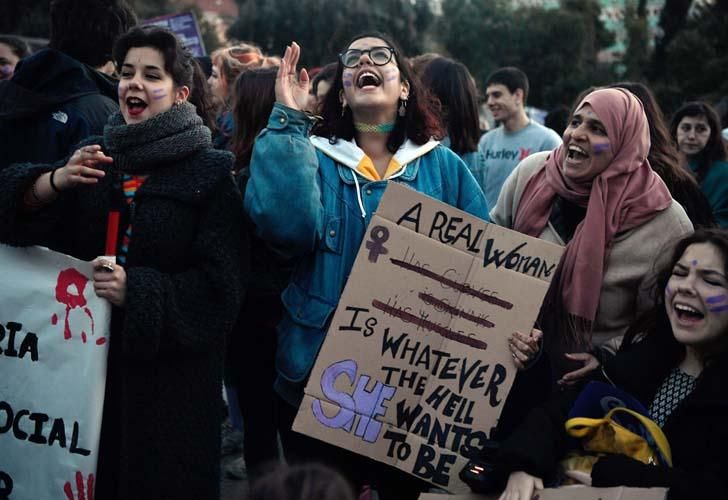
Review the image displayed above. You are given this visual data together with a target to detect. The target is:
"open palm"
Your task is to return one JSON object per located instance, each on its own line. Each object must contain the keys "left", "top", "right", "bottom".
{"left": 276, "top": 42, "right": 310, "bottom": 112}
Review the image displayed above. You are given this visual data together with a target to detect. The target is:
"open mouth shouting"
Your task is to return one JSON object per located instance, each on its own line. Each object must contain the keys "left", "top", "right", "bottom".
{"left": 673, "top": 301, "right": 705, "bottom": 326}
{"left": 126, "top": 96, "right": 148, "bottom": 117}
{"left": 356, "top": 71, "right": 382, "bottom": 90}
{"left": 566, "top": 145, "right": 589, "bottom": 162}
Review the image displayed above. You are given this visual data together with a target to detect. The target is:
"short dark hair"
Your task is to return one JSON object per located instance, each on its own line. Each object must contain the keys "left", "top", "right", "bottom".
{"left": 0, "top": 35, "right": 31, "bottom": 59}
{"left": 49, "top": 0, "right": 137, "bottom": 68}
{"left": 314, "top": 32, "right": 443, "bottom": 153}
{"left": 485, "top": 66, "right": 529, "bottom": 104}
{"left": 420, "top": 56, "right": 480, "bottom": 156}
{"left": 113, "top": 27, "right": 215, "bottom": 128}
{"left": 670, "top": 101, "right": 728, "bottom": 179}
{"left": 231, "top": 67, "right": 277, "bottom": 169}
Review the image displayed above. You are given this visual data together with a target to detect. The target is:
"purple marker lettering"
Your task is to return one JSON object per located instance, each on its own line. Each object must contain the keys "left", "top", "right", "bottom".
{"left": 709, "top": 304, "right": 728, "bottom": 313}
{"left": 593, "top": 143, "right": 610, "bottom": 154}
{"left": 707, "top": 294, "right": 728, "bottom": 304}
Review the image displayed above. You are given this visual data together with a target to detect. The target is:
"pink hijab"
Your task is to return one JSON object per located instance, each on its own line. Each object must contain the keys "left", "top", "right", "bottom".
{"left": 513, "top": 88, "right": 672, "bottom": 325}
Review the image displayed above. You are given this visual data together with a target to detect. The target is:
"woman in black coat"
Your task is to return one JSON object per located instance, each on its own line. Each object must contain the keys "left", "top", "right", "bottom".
{"left": 486, "top": 229, "right": 728, "bottom": 500}
{"left": 0, "top": 27, "right": 245, "bottom": 500}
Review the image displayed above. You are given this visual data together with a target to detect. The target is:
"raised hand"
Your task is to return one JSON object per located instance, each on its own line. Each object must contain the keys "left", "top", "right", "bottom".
{"left": 53, "top": 145, "right": 112, "bottom": 191}
{"left": 276, "top": 42, "right": 310, "bottom": 112}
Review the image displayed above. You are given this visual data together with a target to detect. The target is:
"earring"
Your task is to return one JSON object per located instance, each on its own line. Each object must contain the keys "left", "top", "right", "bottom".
{"left": 341, "top": 103, "right": 347, "bottom": 118}
{"left": 398, "top": 97, "right": 408, "bottom": 117}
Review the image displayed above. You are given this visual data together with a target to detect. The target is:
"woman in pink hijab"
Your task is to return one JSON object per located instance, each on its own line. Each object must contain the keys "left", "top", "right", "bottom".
{"left": 491, "top": 88, "right": 693, "bottom": 384}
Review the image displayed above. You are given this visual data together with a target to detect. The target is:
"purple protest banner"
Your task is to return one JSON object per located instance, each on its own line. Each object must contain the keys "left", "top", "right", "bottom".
{"left": 142, "top": 11, "right": 206, "bottom": 57}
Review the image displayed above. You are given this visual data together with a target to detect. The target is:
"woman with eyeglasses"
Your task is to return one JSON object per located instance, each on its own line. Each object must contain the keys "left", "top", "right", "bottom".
{"left": 670, "top": 102, "right": 728, "bottom": 228}
{"left": 243, "top": 33, "right": 488, "bottom": 499}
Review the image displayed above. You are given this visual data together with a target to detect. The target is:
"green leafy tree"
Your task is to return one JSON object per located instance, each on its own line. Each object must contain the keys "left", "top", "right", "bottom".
{"left": 228, "top": 0, "right": 435, "bottom": 67}
{"left": 655, "top": 0, "right": 728, "bottom": 111}
{"left": 621, "top": 0, "right": 650, "bottom": 81}
{"left": 438, "top": 0, "right": 614, "bottom": 110}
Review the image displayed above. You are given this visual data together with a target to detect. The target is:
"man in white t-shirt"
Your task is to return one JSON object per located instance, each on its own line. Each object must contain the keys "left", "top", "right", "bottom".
{"left": 477, "top": 67, "right": 562, "bottom": 208}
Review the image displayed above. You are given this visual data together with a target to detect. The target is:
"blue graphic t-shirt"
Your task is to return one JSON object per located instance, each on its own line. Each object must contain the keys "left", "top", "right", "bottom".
{"left": 477, "top": 121, "right": 562, "bottom": 208}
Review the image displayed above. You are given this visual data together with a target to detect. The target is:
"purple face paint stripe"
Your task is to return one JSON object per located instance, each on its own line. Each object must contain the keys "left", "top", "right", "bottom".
{"left": 709, "top": 304, "right": 728, "bottom": 313}
{"left": 343, "top": 81, "right": 353, "bottom": 87}
{"left": 707, "top": 294, "right": 728, "bottom": 304}
{"left": 692, "top": 260, "right": 698, "bottom": 266}
{"left": 593, "top": 143, "right": 610, "bottom": 153}
{"left": 152, "top": 93, "right": 168, "bottom": 100}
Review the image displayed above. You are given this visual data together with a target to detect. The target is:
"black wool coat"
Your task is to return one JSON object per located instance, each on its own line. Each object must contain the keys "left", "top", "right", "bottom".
{"left": 494, "top": 331, "right": 728, "bottom": 500}
{"left": 0, "top": 142, "right": 246, "bottom": 500}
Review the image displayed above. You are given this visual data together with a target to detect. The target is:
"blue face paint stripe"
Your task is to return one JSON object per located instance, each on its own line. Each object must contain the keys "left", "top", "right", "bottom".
{"left": 707, "top": 294, "right": 728, "bottom": 304}
{"left": 709, "top": 304, "right": 728, "bottom": 313}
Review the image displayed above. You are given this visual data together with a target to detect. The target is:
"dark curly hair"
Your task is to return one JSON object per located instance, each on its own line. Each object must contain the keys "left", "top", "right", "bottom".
{"left": 50, "top": 0, "right": 137, "bottom": 68}
{"left": 313, "top": 32, "right": 443, "bottom": 153}
{"left": 112, "top": 26, "right": 216, "bottom": 129}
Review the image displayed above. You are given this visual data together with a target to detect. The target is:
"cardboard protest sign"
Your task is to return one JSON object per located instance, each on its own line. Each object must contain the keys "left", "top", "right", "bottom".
{"left": 0, "top": 245, "right": 111, "bottom": 500}
{"left": 375, "top": 183, "right": 564, "bottom": 283}
{"left": 142, "top": 11, "right": 206, "bottom": 56}
{"left": 293, "top": 184, "right": 563, "bottom": 492}
{"left": 418, "top": 485, "right": 669, "bottom": 500}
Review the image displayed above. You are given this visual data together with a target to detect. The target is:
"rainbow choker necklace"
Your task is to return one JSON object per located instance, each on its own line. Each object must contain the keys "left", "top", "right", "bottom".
{"left": 354, "top": 122, "right": 395, "bottom": 133}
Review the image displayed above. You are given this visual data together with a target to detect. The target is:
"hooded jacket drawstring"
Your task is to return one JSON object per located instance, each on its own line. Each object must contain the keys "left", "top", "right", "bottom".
{"left": 352, "top": 166, "right": 408, "bottom": 219}
{"left": 352, "top": 173, "right": 367, "bottom": 218}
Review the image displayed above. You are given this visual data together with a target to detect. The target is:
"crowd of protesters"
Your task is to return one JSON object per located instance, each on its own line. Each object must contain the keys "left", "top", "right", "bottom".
{"left": 2, "top": 1, "right": 728, "bottom": 499}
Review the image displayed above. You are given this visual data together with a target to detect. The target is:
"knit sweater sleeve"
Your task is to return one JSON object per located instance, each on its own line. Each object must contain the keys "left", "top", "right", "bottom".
{"left": 122, "top": 173, "right": 244, "bottom": 358}
{"left": 0, "top": 136, "right": 101, "bottom": 250}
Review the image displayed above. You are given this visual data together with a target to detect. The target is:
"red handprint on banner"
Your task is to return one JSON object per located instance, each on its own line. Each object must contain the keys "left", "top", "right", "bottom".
{"left": 51, "top": 268, "right": 106, "bottom": 345}
{"left": 63, "top": 471, "right": 94, "bottom": 500}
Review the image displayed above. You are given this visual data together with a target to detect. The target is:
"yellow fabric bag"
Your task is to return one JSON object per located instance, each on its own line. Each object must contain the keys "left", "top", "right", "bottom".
{"left": 564, "top": 406, "right": 673, "bottom": 467}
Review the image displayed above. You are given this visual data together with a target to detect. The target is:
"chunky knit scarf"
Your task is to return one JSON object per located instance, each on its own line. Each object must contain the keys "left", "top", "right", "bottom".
{"left": 103, "top": 102, "right": 211, "bottom": 174}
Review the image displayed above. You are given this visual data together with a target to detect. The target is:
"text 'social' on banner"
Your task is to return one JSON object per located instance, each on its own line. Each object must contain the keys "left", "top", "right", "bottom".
{"left": 0, "top": 245, "right": 110, "bottom": 500}
{"left": 293, "top": 184, "right": 563, "bottom": 493}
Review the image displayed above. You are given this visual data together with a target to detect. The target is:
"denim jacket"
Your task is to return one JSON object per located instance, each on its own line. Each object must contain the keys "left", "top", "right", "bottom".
{"left": 244, "top": 103, "right": 489, "bottom": 403}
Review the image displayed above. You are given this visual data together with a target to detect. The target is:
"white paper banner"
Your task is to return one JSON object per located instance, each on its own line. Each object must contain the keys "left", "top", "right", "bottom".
{"left": 0, "top": 245, "right": 110, "bottom": 500}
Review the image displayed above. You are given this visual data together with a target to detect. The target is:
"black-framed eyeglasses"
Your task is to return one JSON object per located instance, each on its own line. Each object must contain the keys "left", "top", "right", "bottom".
{"left": 339, "top": 47, "right": 395, "bottom": 68}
